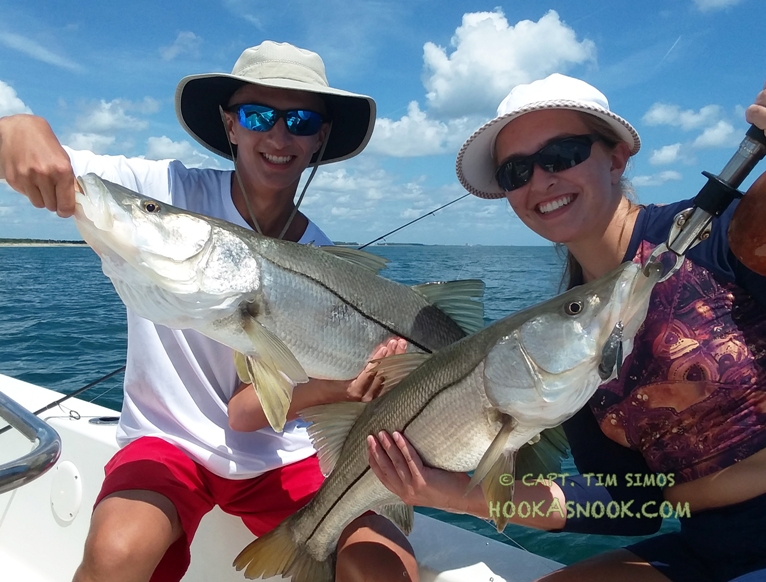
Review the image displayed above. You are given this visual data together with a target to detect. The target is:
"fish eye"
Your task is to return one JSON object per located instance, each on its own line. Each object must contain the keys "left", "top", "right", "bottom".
{"left": 141, "top": 200, "right": 161, "bottom": 213}
{"left": 565, "top": 301, "right": 583, "bottom": 316}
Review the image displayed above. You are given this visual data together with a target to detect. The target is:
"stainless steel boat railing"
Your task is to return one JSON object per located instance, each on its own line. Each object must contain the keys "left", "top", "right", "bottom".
{"left": 0, "top": 390, "right": 61, "bottom": 494}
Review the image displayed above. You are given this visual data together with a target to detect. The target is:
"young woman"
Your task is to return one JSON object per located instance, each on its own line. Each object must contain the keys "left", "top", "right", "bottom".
{"left": 368, "top": 74, "right": 766, "bottom": 581}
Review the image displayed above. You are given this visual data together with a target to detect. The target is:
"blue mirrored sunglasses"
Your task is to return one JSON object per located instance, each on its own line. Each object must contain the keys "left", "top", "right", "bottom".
{"left": 495, "top": 134, "right": 601, "bottom": 192}
{"left": 229, "top": 103, "right": 326, "bottom": 136}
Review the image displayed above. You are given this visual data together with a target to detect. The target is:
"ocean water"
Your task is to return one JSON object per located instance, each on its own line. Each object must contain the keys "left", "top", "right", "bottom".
{"left": 0, "top": 245, "right": 678, "bottom": 565}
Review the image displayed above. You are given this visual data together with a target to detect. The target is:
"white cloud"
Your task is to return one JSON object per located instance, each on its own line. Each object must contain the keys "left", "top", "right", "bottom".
{"left": 400, "top": 208, "right": 421, "bottom": 219}
{"left": 642, "top": 103, "right": 721, "bottom": 130}
{"left": 63, "top": 133, "right": 116, "bottom": 153}
{"left": 307, "top": 166, "right": 404, "bottom": 208}
{"left": 0, "top": 205, "right": 12, "bottom": 216}
{"left": 649, "top": 143, "right": 683, "bottom": 165}
{"left": 0, "top": 80, "right": 32, "bottom": 116}
{"left": 368, "top": 102, "right": 476, "bottom": 157}
{"left": 642, "top": 102, "right": 739, "bottom": 152}
{"left": 0, "top": 31, "right": 84, "bottom": 72}
{"left": 145, "top": 136, "right": 221, "bottom": 168}
{"left": 160, "top": 32, "right": 202, "bottom": 61}
{"left": 693, "top": 0, "right": 744, "bottom": 12}
{"left": 632, "top": 170, "right": 683, "bottom": 187}
{"left": 422, "top": 9, "right": 596, "bottom": 118}
{"left": 297, "top": 162, "right": 435, "bottom": 227}
{"left": 368, "top": 9, "right": 597, "bottom": 159}
{"left": 74, "top": 99, "right": 150, "bottom": 134}
{"left": 692, "top": 120, "right": 737, "bottom": 148}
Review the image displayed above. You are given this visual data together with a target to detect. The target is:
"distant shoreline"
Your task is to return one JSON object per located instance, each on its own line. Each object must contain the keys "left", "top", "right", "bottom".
{"left": 0, "top": 241, "right": 88, "bottom": 247}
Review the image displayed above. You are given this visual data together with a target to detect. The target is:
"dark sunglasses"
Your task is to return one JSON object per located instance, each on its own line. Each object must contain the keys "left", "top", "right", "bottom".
{"left": 495, "top": 134, "right": 601, "bottom": 192}
{"left": 228, "top": 103, "right": 327, "bottom": 136}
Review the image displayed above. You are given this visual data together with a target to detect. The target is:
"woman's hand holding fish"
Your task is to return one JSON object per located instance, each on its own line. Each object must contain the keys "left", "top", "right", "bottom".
{"left": 0, "top": 114, "right": 77, "bottom": 217}
{"left": 367, "top": 430, "right": 487, "bottom": 516}
{"left": 368, "top": 431, "right": 569, "bottom": 530}
{"left": 745, "top": 81, "right": 766, "bottom": 132}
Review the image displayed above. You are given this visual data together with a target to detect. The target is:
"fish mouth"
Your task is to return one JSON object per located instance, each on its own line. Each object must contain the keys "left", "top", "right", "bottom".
{"left": 611, "top": 260, "right": 662, "bottom": 337}
{"left": 73, "top": 174, "right": 213, "bottom": 291}
{"left": 74, "top": 177, "right": 127, "bottom": 263}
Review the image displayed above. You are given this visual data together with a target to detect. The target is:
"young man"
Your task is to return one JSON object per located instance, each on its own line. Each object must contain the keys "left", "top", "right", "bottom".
{"left": 0, "top": 41, "right": 418, "bottom": 582}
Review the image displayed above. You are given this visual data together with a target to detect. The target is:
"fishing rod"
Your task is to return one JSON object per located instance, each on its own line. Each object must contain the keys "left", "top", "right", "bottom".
{"left": 357, "top": 193, "right": 471, "bottom": 250}
{"left": 0, "top": 365, "right": 126, "bottom": 436}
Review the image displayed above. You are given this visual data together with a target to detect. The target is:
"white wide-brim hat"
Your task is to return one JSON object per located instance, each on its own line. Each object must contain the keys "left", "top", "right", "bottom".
{"left": 175, "top": 41, "right": 376, "bottom": 165}
{"left": 456, "top": 73, "right": 641, "bottom": 199}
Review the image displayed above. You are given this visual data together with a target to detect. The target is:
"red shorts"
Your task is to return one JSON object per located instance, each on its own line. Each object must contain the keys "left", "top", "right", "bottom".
{"left": 96, "top": 436, "right": 324, "bottom": 582}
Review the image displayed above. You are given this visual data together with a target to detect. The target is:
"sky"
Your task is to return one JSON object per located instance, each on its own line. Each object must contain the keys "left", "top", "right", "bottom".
{"left": 0, "top": 0, "right": 764, "bottom": 245}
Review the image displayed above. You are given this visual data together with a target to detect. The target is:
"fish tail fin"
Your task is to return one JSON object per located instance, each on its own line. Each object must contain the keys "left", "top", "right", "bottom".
{"left": 233, "top": 521, "right": 333, "bottom": 582}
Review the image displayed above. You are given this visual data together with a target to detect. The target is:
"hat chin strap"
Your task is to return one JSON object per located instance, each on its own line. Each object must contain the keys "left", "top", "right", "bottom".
{"left": 218, "top": 105, "right": 331, "bottom": 240}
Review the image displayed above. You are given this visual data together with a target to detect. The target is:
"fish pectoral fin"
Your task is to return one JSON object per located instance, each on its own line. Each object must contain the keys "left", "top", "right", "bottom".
{"left": 319, "top": 245, "right": 390, "bottom": 273}
{"left": 233, "top": 352, "right": 250, "bottom": 384}
{"left": 370, "top": 352, "right": 430, "bottom": 391}
{"left": 480, "top": 448, "right": 518, "bottom": 533}
{"left": 300, "top": 402, "right": 368, "bottom": 476}
{"left": 412, "top": 279, "right": 486, "bottom": 334}
{"left": 242, "top": 319, "right": 309, "bottom": 385}
{"left": 515, "top": 426, "right": 570, "bottom": 479}
{"left": 467, "top": 414, "right": 515, "bottom": 492}
{"left": 234, "top": 520, "right": 333, "bottom": 582}
{"left": 240, "top": 320, "right": 309, "bottom": 433}
{"left": 378, "top": 503, "right": 414, "bottom": 535}
{"left": 247, "top": 357, "right": 293, "bottom": 433}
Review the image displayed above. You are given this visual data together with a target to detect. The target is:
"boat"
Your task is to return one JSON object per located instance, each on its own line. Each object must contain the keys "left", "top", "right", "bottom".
{"left": 0, "top": 371, "right": 564, "bottom": 582}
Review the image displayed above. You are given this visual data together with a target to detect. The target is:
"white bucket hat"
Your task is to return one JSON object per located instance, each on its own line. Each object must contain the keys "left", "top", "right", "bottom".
{"left": 175, "top": 41, "right": 376, "bottom": 165}
{"left": 456, "top": 73, "right": 641, "bottom": 199}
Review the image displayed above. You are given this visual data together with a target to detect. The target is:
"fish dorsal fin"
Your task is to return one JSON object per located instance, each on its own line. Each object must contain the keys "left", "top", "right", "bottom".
{"left": 412, "top": 279, "right": 486, "bottom": 334}
{"left": 378, "top": 503, "right": 414, "bottom": 535}
{"left": 300, "top": 402, "right": 368, "bottom": 476}
{"left": 319, "top": 246, "right": 390, "bottom": 273}
{"left": 371, "top": 352, "right": 431, "bottom": 392}
{"left": 515, "top": 426, "right": 570, "bottom": 479}
{"left": 241, "top": 318, "right": 309, "bottom": 432}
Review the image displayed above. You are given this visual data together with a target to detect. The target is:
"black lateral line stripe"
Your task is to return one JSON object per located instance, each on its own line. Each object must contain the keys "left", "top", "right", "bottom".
{"left": 306, "top": 376, "right": 466, "bottom": 542}
{"left": 277, "top": 264, "right": 443, "bottom": 353}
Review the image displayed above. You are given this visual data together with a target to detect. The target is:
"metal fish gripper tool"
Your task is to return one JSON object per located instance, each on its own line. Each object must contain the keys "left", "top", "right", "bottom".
{"left": 646, "top": 124, "right": 766, "bottom": 282}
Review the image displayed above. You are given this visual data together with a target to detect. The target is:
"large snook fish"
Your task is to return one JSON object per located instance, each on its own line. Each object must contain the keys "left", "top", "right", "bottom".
{"left": 233, "top": 259, "right": 662, "bottom": 581}
{"left": 72, "top": 173, "right": 483, "bottom": 431}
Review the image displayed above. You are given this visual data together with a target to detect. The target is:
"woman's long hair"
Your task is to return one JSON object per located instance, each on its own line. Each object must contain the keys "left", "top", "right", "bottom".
{"left": 556, "top": 113, "right": 642, "bottom": 290}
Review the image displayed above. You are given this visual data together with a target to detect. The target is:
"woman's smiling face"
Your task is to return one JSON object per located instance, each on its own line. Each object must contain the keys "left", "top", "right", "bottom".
{"left": 494, "top": 109, "right": 629, "bottom": 245}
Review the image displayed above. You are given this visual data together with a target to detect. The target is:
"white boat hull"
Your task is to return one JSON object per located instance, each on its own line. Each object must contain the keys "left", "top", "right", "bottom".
{"left": 0, "top": 373, "right": 562, "bottom": 582}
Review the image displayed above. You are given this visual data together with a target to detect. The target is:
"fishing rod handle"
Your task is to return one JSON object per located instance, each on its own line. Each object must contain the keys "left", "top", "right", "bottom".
{"left": 719, "top": 124, "right": 766, "bottom": 187}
